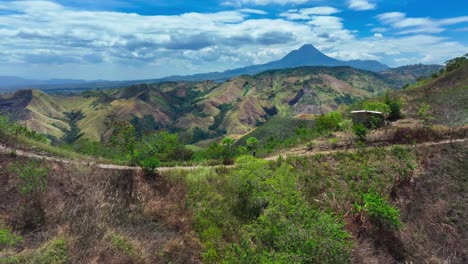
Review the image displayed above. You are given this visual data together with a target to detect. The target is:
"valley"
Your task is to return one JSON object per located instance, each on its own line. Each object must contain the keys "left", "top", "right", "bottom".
{"left": 0, "top": 38, "right": 466, "bottom": 264}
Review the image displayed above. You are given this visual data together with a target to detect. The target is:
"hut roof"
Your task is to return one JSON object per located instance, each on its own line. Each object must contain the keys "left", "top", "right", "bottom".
{"left": 350, "top": 110, "right": 383, "bottom": 115}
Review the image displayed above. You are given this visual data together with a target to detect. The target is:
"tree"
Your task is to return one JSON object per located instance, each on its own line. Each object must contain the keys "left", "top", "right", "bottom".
{"left": 445, "top": 54, "right": 468, "bottom": 72}
{"left": 315, "top": 111, "right": 343, "bottom": 133}
{"left": 246, "top": 137, "right": 259, "bottom": 157}
{"left": 384, "top": 92, "right": 402, "bottom": 121}
{"left": 435, "top": 98, "right": 466, "bottom": 144}
{"left": 62, "top": 110, "right": 85, "bottom": 144}
{"left": 222, "top": 137, "right": 235, "bottom": 164}
{"left": 362, "top": 101, "right": 391, "bottom": 115}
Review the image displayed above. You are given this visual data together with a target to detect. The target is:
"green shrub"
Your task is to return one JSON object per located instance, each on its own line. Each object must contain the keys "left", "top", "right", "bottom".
{"left": 384, "top": 93, "right": 402, "bottom": 121}
{"left": 362, "top": 101, "right": 391, "bottom": 115}
{"left": 137, "top": 154, "right": 160, "bottom": 177}
{"left": 352, "top": 123, "right": 368, "bottom": 141}
{"left": 315, "top": 111, "right": 344, "bottom": 133}
{"left": 356, "top": 191, "right": 401, "bottom": 230}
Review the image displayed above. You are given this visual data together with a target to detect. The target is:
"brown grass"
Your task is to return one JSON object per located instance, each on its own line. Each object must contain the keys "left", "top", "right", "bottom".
{"left": 0, "top": 154, "right": 202, "bottom": 263}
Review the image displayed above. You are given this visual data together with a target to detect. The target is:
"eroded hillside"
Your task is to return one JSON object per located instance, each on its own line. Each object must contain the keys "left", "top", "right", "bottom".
{"left": 0, "top": 66, "right": 395, "bottom": 141}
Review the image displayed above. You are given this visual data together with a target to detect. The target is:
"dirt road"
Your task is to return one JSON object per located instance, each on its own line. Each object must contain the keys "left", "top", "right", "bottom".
{"left": 1, "top": 138, "right": 466, "bottom": 172}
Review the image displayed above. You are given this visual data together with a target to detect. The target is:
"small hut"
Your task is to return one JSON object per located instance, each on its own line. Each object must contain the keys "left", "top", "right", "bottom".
{"left": 350, "top": 110, "right": 384, "bottom": 128}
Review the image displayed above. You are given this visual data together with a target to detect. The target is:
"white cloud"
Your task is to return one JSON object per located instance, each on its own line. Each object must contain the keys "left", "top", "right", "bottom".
{"left": 238, "top": 8, "right": 268, "bottom": 15}
{"left": 280, "top": 6, "right": 341, "bottom": 20}
{"left": 0, "top": 0, "right": 466, "bottom": 80}
{"left": 377, "top": 12, "right": 468, "bottom": 35}
{"left": 348, "top": 0, "right": 376, "bottom": 11}
{"left": 223, "top": 0, "right": 309, "bottom": 7}
{"left": 373, "top": 33, "right": 383, "bottom": 38}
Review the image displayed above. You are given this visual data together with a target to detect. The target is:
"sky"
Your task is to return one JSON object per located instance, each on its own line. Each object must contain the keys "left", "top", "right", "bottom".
{"left": 0, "top": 0, "right": 467, "bottom": 80}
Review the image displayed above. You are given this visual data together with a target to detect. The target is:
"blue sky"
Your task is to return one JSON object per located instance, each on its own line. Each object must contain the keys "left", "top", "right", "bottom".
{"left": 0, "top": 0, "right": 466, "bottom": 80}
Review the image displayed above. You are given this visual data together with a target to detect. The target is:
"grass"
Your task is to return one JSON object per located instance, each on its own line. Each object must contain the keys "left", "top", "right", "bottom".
{"left": 0, "top": 237, "right": 68, "bottom": 264}
{"left": 109, "top": 232, "right": 136, "bottom": 256}
{"left": 0, "top": 226, "right": 23, "bottom": 247}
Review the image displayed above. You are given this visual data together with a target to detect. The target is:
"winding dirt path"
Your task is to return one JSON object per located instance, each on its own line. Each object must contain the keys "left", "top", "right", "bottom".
{"left": 1, "top": 138, "right": 466, "bottom": 172}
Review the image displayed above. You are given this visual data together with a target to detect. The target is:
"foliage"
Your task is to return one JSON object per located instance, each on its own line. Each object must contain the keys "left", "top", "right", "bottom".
{"left": 362, "top": 101, "right": 391, "bottom": 115}
{"left": 355, "top": 191, "right": 401, "bottom": 230}
{"left": 0, "top": 115, "right": 47, "bottom": 144}
{"left": 445, "top": 54, "right": 468, "bottom": 72}
{"left": 0, "top": 237, "right": 68, "bottom": 264}
{"left": 137, "top": 154, "right": 160, "bottom": 177}
{"left": 315, "top": 111, "right": 343, "bottom": 133}
{"left": 0, "top": 226, "right": 23, "bottom": 247}
{"left": 185, "top": 156, "right": 351, "bottom": 263}
{"left": 9, "top": 161, "right": 49, "bottom": 195}
{"left": 222, "top": 137, "right": 235, "bottom": 164}
{"left": 61, "top": 110, "right": 85, "bottom": 144}
{"left": 384, "top": 92, "right": 402, "bottom": 121}
{"left": 130, "top": 114, "right": 161, "bottom": 139}
{"left": 417, "top": 102, "right": 434, "bottom": 126}
{"left": 209, "top": 103, "right": 232, "bottom": 131}
{"left": 352, "top": 123, "right": 368, "bottom": 141}
{"left": 110, "top": 233, "right": 135, "bottom": 256}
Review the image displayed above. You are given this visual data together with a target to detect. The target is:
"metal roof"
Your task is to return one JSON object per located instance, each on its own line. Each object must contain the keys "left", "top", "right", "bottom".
{"left": 350, "top": 110, "right": 383, "bottom": 114}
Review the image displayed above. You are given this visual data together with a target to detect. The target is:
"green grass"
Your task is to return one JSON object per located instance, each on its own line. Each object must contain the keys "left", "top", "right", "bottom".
{"left": 110, "top": 233, "right": 135, "bottom": 256}
{"left": 0, "top": 226, "right": 23, "bottom": 247}
{"left": 0, "top": 237, "right": 68, "bottom": 264}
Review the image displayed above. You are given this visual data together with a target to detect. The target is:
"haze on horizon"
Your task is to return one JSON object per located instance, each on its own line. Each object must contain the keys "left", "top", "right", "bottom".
{"left": 0, "top": 0, "right": 467, "bottom": 81}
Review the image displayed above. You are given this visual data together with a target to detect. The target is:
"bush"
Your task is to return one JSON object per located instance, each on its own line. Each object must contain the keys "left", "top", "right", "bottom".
{"left": 362, "top": 101, "right": 391, "bottom": 115}
{"left": 352, "top": 123, "right": 368, "bottom": 141}
{"left": 356, "top": 191, "right": 401, "bottom": 230}
{"left": 315, "top": 111, "right": 344, "bottom": 133}
{"left": 384, "top": 93, "right": 402, "bottom": 121}
{"left": 138, "top": 155, "right": 160, "bottom": 178}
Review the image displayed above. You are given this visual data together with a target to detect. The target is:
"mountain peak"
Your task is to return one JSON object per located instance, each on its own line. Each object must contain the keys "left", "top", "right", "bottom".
{"left": 296, "top": 44, "right": 321, "bottom": 53}
{"left": 277, "top": 44, "right": 339, "bottom": 67}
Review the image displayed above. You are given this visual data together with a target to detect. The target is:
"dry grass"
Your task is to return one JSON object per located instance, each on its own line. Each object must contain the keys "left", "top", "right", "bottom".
{"left": 0, "top": 154, "right": 202, "bottom": 263}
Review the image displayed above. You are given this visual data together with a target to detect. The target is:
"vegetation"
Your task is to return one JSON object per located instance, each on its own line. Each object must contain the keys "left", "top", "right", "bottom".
{"left": 0, "top": 225, "right": 23, "bottom": 247}
{"left": 315, "top": 111, "right": 343, "bottom": 133}
{"left": 9, "top": 161, "right": 49, "bottom": 196}
{"left": 355, "top": 191, "right": 401, "bottom": 230}
{"left": 0, "top": 237, "right": 68, "bottom": 264}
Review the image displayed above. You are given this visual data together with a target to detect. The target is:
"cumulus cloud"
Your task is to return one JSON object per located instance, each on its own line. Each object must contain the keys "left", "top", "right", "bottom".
{"left": 348, "top": 0, "right": 376, "bottom": 11}
{"left": 0, "top": 0, "right": 466, "bottom": 79}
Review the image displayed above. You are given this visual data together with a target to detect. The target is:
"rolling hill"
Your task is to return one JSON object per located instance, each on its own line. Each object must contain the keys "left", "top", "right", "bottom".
{"left": 1, "top": 66, "right": 395, "bottom": 141}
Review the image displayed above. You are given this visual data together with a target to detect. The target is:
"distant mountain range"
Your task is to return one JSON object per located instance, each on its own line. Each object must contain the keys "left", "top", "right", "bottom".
{"left": 0, "top": 44, "right": 442, "bottom": 92}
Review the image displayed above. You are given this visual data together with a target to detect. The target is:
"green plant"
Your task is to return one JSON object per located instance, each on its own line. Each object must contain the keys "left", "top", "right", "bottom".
{"left": 9, "top": 161, "right": 49, "bottom": 195}
{"left": 384, "top": 93, "right": 402, "bottom": 121}
{"left": 138, "top": 154, "right": 160, "bottom": 177}
{"left": 417, "top": 103, "right": 434, "bottom": 126}
{"left": 315, "top": 111, "right": 343, "bottom": 133}
{"left": 0, "top": 226, "right": 23, "bottom": 247}
{"left": 362, "top": 101, "right": 391, "bottom": 115}
{"left": 352, "top": 123, "right": 368, "bottom": 141}
{"left": 0, "top": 237, "right": 68, "bottom": 264}
{"left": 110, "top": 233, "right": 135, "bottom": 256}
{"left": 355, "top": 191, "right": 401, "bottom": 230}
